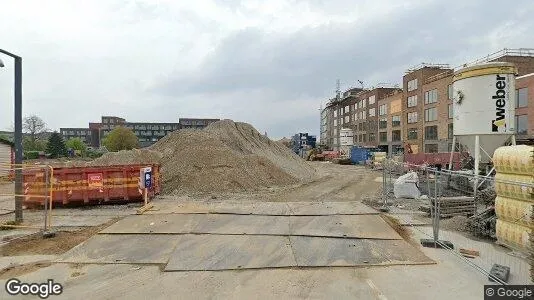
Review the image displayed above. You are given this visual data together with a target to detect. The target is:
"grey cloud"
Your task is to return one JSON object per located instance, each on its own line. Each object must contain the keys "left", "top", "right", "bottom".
{"left": 153, "top": 0, "right": 534, "bottom": 103}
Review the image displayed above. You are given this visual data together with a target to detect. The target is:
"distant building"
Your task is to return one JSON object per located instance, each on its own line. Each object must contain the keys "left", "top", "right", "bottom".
{"left": 515, "top": 72, "right": 534, "bottom": 144}
{"left": 321, "top": 48, "right": 534, "bottom": 154}
{"left": 179, "top": 118, "right": 220, "bottom": 129}
{"left": 61, "top": 116, "right": 220, "bottom": 148}
{"left": 291, "top": 133, "right": 317, "bottom": 155}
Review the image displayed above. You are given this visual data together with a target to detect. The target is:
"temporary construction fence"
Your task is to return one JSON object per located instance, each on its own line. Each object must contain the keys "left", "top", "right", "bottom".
{"left": 23, "top": 164, "right": 161, "bottom": 207}
{"left": 0, "top": 163, "right": 53, "bottom": 232}
{"left": 380, "top": 157, "right": 534, "bottom": 285}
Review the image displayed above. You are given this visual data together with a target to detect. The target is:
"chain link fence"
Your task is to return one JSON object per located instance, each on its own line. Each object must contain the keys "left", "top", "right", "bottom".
{"left": 379, "top": 159, "right": 533, "bottom": 285}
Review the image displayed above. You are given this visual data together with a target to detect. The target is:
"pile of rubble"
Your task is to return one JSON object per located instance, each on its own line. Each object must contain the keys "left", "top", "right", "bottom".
{"left": 92, "top": 120, "right": 316, "bottom": 194}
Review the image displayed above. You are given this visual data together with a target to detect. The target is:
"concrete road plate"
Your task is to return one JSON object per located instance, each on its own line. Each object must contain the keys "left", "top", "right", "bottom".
{"left": 58, "top": 235, "right": 178, "bottom": 264}
{"left": 291, "top": 237, "right": 433, "bottom": 267}
{"left": 290, "top": 215, "right": 402, "bottom": 240}
{"left": 286, "top": 201, "right": 377, "bottom": 215}
{"left": 165, "top": 235, "right": 296, "bottom": 271}
{"left": 52, "top": 215, "right": 117, "bottom": 227}
{"left": 100, "top": 214, "right": 198, "bottom": 234}
{"left": 147, "top": 201, "right": 376, "bottom": 216}
{"left": 101, "top": 214, "right": 290, "bottom": 235}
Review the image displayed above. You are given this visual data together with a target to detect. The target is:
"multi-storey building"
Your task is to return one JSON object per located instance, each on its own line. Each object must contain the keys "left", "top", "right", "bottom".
{"left": 377, "top": 89, "right": 403, "bottom": 154}
{"left": 515, "top": 72, "right": 534, "bottom": 144}
{"left": 321, "top": 48, "right": 534, "bottom": 154}
{"left": 61, "top": 116, "right": 219, "bottom": 148}
{"left": 179, "top": 118, "right": 220, "bottom": 129}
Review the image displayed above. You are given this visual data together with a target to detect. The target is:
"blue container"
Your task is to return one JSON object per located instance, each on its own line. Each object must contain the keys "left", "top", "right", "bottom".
{"left": 350, "top": 147, "right": 370, "bottom": 164}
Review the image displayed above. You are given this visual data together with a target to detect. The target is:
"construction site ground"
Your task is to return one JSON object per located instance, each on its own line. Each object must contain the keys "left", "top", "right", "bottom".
{"left": 0, "top": 163, "right": 523, "bottom": 299}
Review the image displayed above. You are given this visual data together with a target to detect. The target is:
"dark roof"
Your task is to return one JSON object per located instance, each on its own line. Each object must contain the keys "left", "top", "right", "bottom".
{"left": 0, "top": 136, "right": 14, "bottom": 147}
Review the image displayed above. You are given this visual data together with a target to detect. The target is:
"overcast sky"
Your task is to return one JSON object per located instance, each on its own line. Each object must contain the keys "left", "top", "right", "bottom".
{"left": 0, "top": 0, "right": 533, "bottom": 139}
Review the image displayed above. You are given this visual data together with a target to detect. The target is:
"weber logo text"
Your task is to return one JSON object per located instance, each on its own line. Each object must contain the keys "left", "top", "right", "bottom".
{"left": 491, "top": 74, "right": 507, "bottom": 132}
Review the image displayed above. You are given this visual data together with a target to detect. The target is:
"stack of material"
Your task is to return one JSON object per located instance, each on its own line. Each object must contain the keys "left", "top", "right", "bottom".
{"left": 468, "top": 207, "right": 497, "bottom": 238}
{"left": 373, "top": 152, "right": 387, "bottom": 169}
{"left": 492, "top": 145, "right": 534, "bottom": 253}
{"left": 431, "top": 196, "right": 476, "bottom": 217}
{"left": 91, "top": 120, "right": 317, "bottom": 194}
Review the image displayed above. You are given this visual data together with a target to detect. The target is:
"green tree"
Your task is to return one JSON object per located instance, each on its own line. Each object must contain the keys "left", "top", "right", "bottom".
{"left": 103, "top": 126, "right": 138, "bottom": 152}
{"left": 23, "top": 115, "right": 47, "bottom": 144}
{"left": 66, "top": 137, "right": 87, "bottom": 155}
{"left": 46, "top": 131, "right": 67, "bottom": 158}
{"left": 23, "top": 136, "right": 47, "bottom": 151}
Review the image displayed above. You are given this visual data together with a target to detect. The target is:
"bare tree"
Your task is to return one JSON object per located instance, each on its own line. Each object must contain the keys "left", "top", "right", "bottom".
{"left": 23, "top": 115, "right": 47, "bottom": 143}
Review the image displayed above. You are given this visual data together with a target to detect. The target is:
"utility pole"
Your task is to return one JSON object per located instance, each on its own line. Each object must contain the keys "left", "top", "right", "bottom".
{"left": 0, "top": 49, "right": 23, "bottom": 222}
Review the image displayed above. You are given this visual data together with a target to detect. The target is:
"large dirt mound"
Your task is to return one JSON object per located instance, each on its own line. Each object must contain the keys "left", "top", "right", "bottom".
{"left": 91, "top": 120, "right": 316, "bottom": 194}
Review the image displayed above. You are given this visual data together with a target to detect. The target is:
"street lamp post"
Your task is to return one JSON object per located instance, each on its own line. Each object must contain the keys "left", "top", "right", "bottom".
{"left": 0, "top": 48, "right": 23, "bottom": 222}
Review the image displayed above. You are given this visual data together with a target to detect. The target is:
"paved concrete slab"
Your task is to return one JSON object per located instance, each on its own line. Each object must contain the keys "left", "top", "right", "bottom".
{"left": 287, "top": 201, "right": 377, "bottom": 215}
{"left": 0, "top": 255, "right": 57, "bottom": 271}
{"left": 51, "top": 215, "right": 117, "bottom": 227}
{"left": 147, "top": 201, "right": 291, "bottom": 215}
{"left": 291, "top": 236, "right": 433, "bottom": 267}
{"left": 194, "top": 214, "right": 289, "bottom": 235}
{"left": 100, "top": 214, "right": 290, "bottom": 235}
{"left": 147, "top": 200, "right": 376, "bottom": 216}
{"left": 100, "top": 214, "right": 198, "bottom": 234}
{"left": 290, "top": 215, "right": 402, "bottom": 240}
{"left": 165, "top": 235, "right": 296, "bottom": 271}
{"left": 58, "top": 234, "right": 178, "bottom": 264}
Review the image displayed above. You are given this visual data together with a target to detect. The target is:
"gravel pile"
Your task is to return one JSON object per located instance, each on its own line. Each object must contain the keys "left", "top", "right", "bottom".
{"left": 91, "top": 120, "right": 316, "bottom": 194}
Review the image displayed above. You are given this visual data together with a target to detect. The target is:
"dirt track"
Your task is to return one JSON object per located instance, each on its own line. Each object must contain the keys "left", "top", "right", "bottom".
{"left": 267, "top": 163, "right": 381, "bottom": 202}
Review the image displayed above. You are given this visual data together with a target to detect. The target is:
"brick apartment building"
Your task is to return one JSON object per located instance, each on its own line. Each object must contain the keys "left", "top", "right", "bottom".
{"left": 377, "top": 89, "right": 403, "bottom": 154}
{"left": 321, "top": 48, "right": 534, "bottom": 153}
{"left": 61, "top": 116, "right": 219, "bottom": 148}
{"left": 515, "top": 72, "right": 534, "bottom": 143}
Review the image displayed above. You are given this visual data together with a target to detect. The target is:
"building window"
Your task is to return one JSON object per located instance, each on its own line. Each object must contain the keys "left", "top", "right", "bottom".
{"left": 407, "top": 112, "right": 418, "bottom": 124}
{"left": 369, "top": 133, "right": 376, "bottom": 142}
{"left": 448, "top": 84, "right": 453, "bottom": 100}
{"left": 345, "top": 116, "right": 349, "bottom": 123}
{"left": 392, "top": 130, "right": 401, "bottom": 141}
{"left": 516, "top": 115, "right": 528, "bottom": 134}
{"left": 424, "top": 125, "right": 438, "bottom": 140}
{"left": 448, "top": 104, "right": 453, "bottom": 119}
{"left": 379, "top": 104, "right": 387, "bottom": 116}
{"left": 369, "top": 108, "right": 376, "bottom": 117}
{"left": 448, "top": 123, "right": 453, "bottom": 139}
{"left": 424, "top": 107, "right": 437, "bottom": 122}
{"left": 379, "top": 132, "right": 387, "bottom": 142}
{"left": 424, "top": 89, "right": 438, "bottom": 104}
{"left": 425, "top": 144, "right": 438, "bottom": 153}
{"left": 362, "top": 134, "right": 367, "bottom": 142}
{"left": 369, "top": 95, "right": 376, "bottom": 105}
{"left": 407, "top": 95, "right": 418, "bottom": 107}
{"left": 516, "top": 88, "right": 528, "bottom": 108}
{"left": 408, "top": 128, "right": 418, "bottom": 140}
{"left": 379, "top": 118, "right": 387, "bottom": 129}
{"left": 334, "top": 110, "right": 338, "bottom": 118}
{"left": 362, "top": 99, "right": 367, "bottom": 108}
{"left": 407, "top": 79, "right": 418, "bottom": 92}
{"left": 392, "top": 116, "right": 401, "bottom": 127}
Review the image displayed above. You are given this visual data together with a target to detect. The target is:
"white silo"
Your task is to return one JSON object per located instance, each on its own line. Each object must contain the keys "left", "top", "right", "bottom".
{"left": 450, "top": 62, "right": 517, "bottom": 192}
{"left": 339, "top": 128, "right": 354, "bottom": 157}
